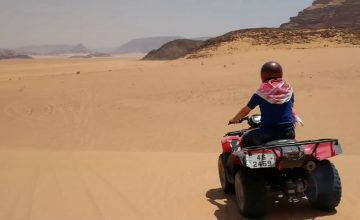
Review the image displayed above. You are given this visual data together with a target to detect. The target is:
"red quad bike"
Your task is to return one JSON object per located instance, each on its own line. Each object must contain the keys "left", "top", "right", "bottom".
{"left": 218, "top": 114, "right": 342, "bottom": 218}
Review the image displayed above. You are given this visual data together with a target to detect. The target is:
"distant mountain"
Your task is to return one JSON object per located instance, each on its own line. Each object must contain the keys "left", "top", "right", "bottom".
{"left": 70, "top": 51, "right": 112, "bottom": 58}
{"left": 142, "top": 39, "right": 204, "bottom": 60}
{"left": 14, "top": 43, "right": 91, "bottom": 55}
{"left": 281, "top": 0, "right": 360, "bottom": 30}
{"left": 113, "top": 36, "right": 185, "bottom": 54}
{"left": 68, "top": 44, "right": 91, "bottom": 54}
{"left": 0, "top": 49, "right": 32, "bottom": 60}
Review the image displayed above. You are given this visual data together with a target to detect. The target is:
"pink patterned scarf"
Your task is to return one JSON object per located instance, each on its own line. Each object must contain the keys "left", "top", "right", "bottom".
{"left": 256, "top": 79, "right": 304, "bottom": 126}
{"left": 256, "top": 79, "right": 293, "bottom": 104}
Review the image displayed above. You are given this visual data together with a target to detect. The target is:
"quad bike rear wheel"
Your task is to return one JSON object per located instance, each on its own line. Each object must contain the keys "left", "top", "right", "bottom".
{"left": 306, "top": 160, "right": 342, "bottom": 210}
{"left": 235, "top": 167, "right": 266, "bottom": 218}
{"left": 218, "top": 154, "right": 234, "bottom": 194}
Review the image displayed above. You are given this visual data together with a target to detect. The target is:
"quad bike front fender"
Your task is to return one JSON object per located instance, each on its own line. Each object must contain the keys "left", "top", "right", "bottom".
{"left": 221, "top": 136, "right": 242, "bottom": 153}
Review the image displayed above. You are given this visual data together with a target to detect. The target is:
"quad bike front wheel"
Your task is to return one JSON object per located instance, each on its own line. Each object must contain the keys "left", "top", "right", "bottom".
{"left": 306, "top": 160, "right": 342, "bottom": 210}
{"left": 218, "top": 154, "right": 234, "bottom": 194}
{"left": 234, "top": 167, "right": 266, "bottom": 218}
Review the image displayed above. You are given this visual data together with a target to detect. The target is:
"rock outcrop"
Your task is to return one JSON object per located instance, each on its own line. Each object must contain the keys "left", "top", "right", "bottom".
{"left": 281, "top": 0, "right": 360, "bottom": 30}
{"left": 142, "top": 39, "right": 204, "bottom": 60}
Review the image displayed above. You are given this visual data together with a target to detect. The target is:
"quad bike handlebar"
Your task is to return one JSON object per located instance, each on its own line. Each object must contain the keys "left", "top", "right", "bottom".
{"left": 228, "top": 117, "right": 248, "bottom": 125}
{"left": 228, "top": 114, "right": 261, "bottom": 128}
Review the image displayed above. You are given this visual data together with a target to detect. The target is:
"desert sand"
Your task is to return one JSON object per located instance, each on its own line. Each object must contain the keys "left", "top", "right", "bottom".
{"left": 0, "top": 47, "right": 360, "bottom": 219}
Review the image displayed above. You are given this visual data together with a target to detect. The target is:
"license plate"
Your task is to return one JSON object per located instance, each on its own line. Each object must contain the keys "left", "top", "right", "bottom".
{"left": 245, "top": 153, "right": 276, "bottom": 168}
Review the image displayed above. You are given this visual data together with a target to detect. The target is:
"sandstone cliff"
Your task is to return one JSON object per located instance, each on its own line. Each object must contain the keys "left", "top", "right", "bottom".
{"left": 281, "top": 0, "right": 360, "bottom": 30}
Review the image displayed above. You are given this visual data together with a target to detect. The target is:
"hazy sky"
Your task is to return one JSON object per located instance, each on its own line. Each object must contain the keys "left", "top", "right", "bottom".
{"left": 0, "top": 0, "right": 313, "bottom": 48}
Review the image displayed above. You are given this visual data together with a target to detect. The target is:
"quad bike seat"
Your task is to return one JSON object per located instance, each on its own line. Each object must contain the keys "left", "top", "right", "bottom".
{"left": 264, "top": 139, "right": 296, "bottom": 146}
{"left": 242, "top": 139, "right": 297, "bottom": 149}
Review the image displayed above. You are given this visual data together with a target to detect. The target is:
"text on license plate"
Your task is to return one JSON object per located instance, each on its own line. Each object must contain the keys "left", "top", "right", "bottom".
{"left": 245, "top": 153, "right": 276, "bottom": 168}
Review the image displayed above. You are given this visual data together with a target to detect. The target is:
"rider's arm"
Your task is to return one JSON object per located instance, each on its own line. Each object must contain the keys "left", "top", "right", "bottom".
{"left": 229, "top": 94, "right": 259, "bottom": 124}
{"left": 229, "top": 106, "right": 252, "bottom": 124}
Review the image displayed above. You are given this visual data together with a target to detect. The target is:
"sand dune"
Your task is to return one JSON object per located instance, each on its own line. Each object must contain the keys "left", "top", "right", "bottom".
{"left": 0, "top": 47, "right": 359, "bottom": 219}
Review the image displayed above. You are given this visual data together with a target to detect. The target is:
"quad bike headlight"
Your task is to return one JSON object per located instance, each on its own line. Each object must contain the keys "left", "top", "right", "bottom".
{"left": 248, "top": 114, "right": 261, "bottom": 127}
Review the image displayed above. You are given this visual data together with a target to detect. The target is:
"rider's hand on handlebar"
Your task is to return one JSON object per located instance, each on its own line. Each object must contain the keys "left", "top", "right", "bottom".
{"left": 228, "top": 120, "right": 236, "bottom": 125}
{"left": 228, "top": 118, "right": 244, "bottom": 125}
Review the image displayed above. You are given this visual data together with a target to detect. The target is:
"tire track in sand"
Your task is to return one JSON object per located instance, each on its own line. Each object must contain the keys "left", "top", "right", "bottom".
{"left": 68, "top": 154, "right": 142, "bottom": 220}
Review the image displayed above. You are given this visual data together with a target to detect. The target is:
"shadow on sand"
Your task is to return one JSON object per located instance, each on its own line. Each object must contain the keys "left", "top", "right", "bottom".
{"left": 206, "top": 188, "right": 337, "bottom": 220}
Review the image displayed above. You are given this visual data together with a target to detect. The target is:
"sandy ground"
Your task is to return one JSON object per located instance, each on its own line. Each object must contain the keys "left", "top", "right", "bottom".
{"left": 0, "top": 47, "right": 359, "bottom": 219}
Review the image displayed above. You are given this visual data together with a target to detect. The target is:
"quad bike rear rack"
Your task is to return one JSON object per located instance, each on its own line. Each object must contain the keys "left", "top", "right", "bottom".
{"left": 234, "top": 139, "right": 342, "bottom": 169}
{"left": 243, "top": 138, "right": 341, "bottom": 156}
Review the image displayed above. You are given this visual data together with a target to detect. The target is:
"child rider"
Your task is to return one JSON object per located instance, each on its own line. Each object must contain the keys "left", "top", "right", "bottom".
{"left": 228, "top": 61, "right": 302, "bottom": 147}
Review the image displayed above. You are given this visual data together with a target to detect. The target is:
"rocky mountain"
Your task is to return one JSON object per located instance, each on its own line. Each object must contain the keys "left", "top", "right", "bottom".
{"left": 14, "top": 43, "right": 91, "bottom": 55}
{"left": 0, "top": 49, "right": 32, "bottom": 60}
{"left": 281, "top": 0, "right": 360, "bottom": 30}
{"left": 113, "top": 36, "right": 184, "bottom": 54}
{"left": 144, "top": 0, "right": 360, "bottom": 60}
{"left": 142, "top": 39, "right": 204, "bottom": 60}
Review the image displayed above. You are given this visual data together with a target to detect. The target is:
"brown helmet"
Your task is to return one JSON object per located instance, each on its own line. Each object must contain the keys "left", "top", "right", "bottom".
{"left": 261, "top": 61, "right": 283, "bottom": 82}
